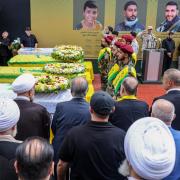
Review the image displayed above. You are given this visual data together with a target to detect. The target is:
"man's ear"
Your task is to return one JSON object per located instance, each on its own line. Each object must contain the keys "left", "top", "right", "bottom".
{"left": 123, "top": 10, "right": 126, "bottom": 17}
{"left": 89, "top": 107, "right": 94, "bottom": 114}
{"left": 14, "top": 160, "right": 19, "bottom": 174}
{"left": 120, "top": 85, "right": 125, "bottom": 96}
{"left": 168, "top": 79, "right": 174, "bottom": 87}
{"left": 111, "top": 106, "right": 115, "bottom": 113}
{"left": 48, "top": 161, "right": 54, "bottom": 176}
{"left": 172, "top": 114, "right": 176, "bottom": 122}
{"left": 177, "top": 10, "right": 179, "bottom": 16}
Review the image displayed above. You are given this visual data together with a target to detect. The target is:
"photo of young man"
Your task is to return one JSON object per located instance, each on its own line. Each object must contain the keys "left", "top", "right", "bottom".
{"left": 157, "top": 1, "right": 180, "bottom": 32}
{"left": 75, "top": 0, "right": 103, "bottom": 30}
{"left": 115, "top": 0, "right": 145, "bottom": 32}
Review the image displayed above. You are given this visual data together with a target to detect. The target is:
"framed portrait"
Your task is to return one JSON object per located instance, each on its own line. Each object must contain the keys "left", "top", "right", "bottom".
{"left": 156, "top": 0, "right": 180, "bottom": 32}
{"left": 73, "top": 0, "right": 105, "bottom": 31}
{"left": 115, "top": 0, "right": 147, "bottom": 32}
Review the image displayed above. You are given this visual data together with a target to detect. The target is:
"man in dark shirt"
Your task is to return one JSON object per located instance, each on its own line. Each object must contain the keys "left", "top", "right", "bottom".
{"left": 162, "top": 31, "right": 175, "bottom": 74}
{"left": 21, "top": 27, "right": 38, "bottom": 48}
{"left": 115, "top": 1, "right": 145, "bottom": 32}
{"left": 109, "top": 77, "right": 149, "bottom": 131}
{"left": 57, "top": 91, "right": 126, "bottom": 180}
{"left": 0, "top": 31, "right": 11, "bottom": 66}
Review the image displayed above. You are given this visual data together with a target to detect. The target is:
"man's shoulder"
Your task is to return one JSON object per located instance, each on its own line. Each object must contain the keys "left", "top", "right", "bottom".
{"left": 115, "top": 22, "right": 125, "bottom": 31}
{"left": 30, "top": 34, "right": 36, "bottom": 38}
{"left": 66, "top": 123, "right": 88, "bottom": 136}
{"left": 56, "top": 99, "right": 89, "bottom": 110}
{"left": 68, "top": 122, "right": 125, "bottom": 136}
{"left": 116, "top": 99, "right": 148, "bottom": 107}
{"left": 135, "top": 21, "right": 145, "bottom": 29}
{"left": 26, "top": 101, "right": 48, "bottom": 112}
{"left": 169, "top": 128, "right": 180, "bottom": 141}
{"left": 75, "top": 23, "right": 83, "bottom": 30}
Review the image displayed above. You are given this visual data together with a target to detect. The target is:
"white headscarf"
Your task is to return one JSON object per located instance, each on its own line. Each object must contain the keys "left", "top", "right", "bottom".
{"left": 124, "top": 117, "right": 176, "bottom": 180}
{"left": 0, "top": 98, "right": 20, "bottom": 132}
{"left": 12, "top": 73, "right": 36, "bottom": 94}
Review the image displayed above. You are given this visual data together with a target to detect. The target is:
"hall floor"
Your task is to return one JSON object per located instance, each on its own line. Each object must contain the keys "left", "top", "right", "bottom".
{"left": 92, "top": 74, "right": 165, "bottom": 107}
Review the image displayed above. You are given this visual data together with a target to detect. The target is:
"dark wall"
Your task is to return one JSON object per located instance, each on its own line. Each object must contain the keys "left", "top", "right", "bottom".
{"left": 0, "top": 0, "right": 30, "bottom": 41}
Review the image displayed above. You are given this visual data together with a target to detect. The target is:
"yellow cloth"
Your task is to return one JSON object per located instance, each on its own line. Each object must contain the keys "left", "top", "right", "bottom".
{"left": 117, "top": 95, "right": 137, "bottom": 101}
{"left": 108, "top": 63, "right": 120, "bottom": 78}
{"left": 132, "top": 53, "right": 137, "bottom": 65}
{"left": 83, "top": 61, "right": 94, "bottom": 80}
{"left": 0, "top": 66, "right": 93, "bottom": 84}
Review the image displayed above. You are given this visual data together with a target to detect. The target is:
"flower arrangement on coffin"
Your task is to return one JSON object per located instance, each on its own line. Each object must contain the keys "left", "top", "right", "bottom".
{"left": 9, "top": 38, "right": 21, "bottom": 56}
{"left": 35, "top": 75, "right": 69, "bottom": 93}
{"left": 51, "top": 45, "right": 84, "bottom": 63}
{"left": 44, "top": 63, "right": 85, "bottom": 74}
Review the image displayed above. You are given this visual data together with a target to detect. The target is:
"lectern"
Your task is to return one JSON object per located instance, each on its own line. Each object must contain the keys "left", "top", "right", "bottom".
{"left": 142, "top": 49, "right": 164, "bottom": 83}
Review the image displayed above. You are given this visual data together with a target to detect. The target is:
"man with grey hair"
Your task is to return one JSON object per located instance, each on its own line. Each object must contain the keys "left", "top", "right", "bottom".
{"left": 151, "top": 99, "right": 180, "bottom": 180}
{"left": 51, "top": 77, "right": 91, "bottom": 168}
{"left": 109, "top": 76, "right": 149, "bottom": 131}
{"left": 152, "top": 68, "right": 180, "bottom": 130}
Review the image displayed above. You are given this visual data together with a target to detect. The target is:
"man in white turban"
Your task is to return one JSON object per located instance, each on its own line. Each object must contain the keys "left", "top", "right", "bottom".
{"left": 12, "top": 73, "right": 50, "bottom": 141}
{"left": 0, "top": 98, "right": 21, "bottom": 179}
{"left": 121, "top": 117, "right": 176, "bottom": 180}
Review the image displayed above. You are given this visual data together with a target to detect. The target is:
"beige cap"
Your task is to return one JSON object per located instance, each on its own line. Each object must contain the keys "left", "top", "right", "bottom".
{"left": 147, "top": 26, "right": 153, "bottom": 30}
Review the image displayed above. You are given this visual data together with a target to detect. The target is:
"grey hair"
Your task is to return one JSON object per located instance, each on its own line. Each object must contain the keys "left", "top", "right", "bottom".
{"left": 152, "top": 99, "right": 175, "bottom": 122}
{"left": 71, "top": 77, "right": 88, "bottom": 98}
{"left": 164, "top": 68, "right": 180, "bottom": 85}
{"left": 122, "top": 77, "right": 138, "bottom": 95}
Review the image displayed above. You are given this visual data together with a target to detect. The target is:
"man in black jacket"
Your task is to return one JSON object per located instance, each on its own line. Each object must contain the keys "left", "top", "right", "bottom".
{"left": 162, "top": 32, "right": 175, "bottom": 74}
{"left": 51, "top": 77, "right": 91, "bottom": 164}
{"left": 12, "top": 73, "right": 50, "bottom": 141}
{"left": 152, "top": 69, "right": 180, "bottom": 130}
{"left": 0, "top": 31, "right": 11, "bottom": 66}
{"left": 109, "top": 77, "right": 149, "bottom": 131}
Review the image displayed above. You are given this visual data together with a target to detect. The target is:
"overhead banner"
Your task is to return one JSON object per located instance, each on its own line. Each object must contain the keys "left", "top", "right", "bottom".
{"left": 31, "top": 0, "right": 180, "bottom": 59}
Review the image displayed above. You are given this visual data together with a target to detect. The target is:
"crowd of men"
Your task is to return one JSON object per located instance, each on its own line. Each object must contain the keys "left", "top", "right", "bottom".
{"left": 0, "top": 66, "right": 179, "bottom": 180}
{"left": 0, "top": 1, "right": 180, "bottom": 179}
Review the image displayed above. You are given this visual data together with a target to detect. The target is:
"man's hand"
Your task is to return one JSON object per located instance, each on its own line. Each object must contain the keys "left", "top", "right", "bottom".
{"left": 167, "top": 52, "right": 171, "bottom": 57}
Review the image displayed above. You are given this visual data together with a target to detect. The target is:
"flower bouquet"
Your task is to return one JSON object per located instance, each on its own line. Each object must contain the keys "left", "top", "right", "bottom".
{"left": 51, "top": 45, "right": 84, "bottom": 63}
{"left": 35, "top": 75, "right": 69, "bottom": 93}
{"left": 44, "top": 63, "right": 85, "bottom": 75}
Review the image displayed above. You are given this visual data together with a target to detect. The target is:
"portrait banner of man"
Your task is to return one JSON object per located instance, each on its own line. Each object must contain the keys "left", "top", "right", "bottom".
{"left": 73, "top": 0, "right": 104, "bottom": 31}
{"left": 115, "top": 0, "right": 147, "bottom": 33}
{"left": 156, "top": 0, "right": 180, "bottom": 32}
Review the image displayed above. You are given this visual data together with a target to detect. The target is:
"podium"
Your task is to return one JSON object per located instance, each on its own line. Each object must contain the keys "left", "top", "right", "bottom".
{"left": 142, "top": 49, "right": 164, "bottom": 83}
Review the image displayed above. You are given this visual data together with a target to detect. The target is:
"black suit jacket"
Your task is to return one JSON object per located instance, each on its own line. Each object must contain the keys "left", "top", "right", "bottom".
{"left": 0, "top": 140, "right": 20, "bottom": 180}
{"left": 153, "top": 90, "right": 180, "bottom": 130}
{"left": 51, "top": 98, "right": 91, "bottom": 163}
{"left": 14, "top": 99, "right": 50, "bottom": 141}
{"left": 109, "top": 99, "right": 149, "bottom": 132}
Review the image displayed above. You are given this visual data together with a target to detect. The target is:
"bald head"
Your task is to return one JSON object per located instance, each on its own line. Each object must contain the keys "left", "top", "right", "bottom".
{"left": 152, "top": 99, "right": 175, "bottom": 123}
{"left": 15, "top": 137, "right": 54, "bottom": 180}
{"left": 121, "top": 77, "right": 138, "bottom": 95}
{"left": 71, "top": 77, "right": 88, "bottom": 98}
